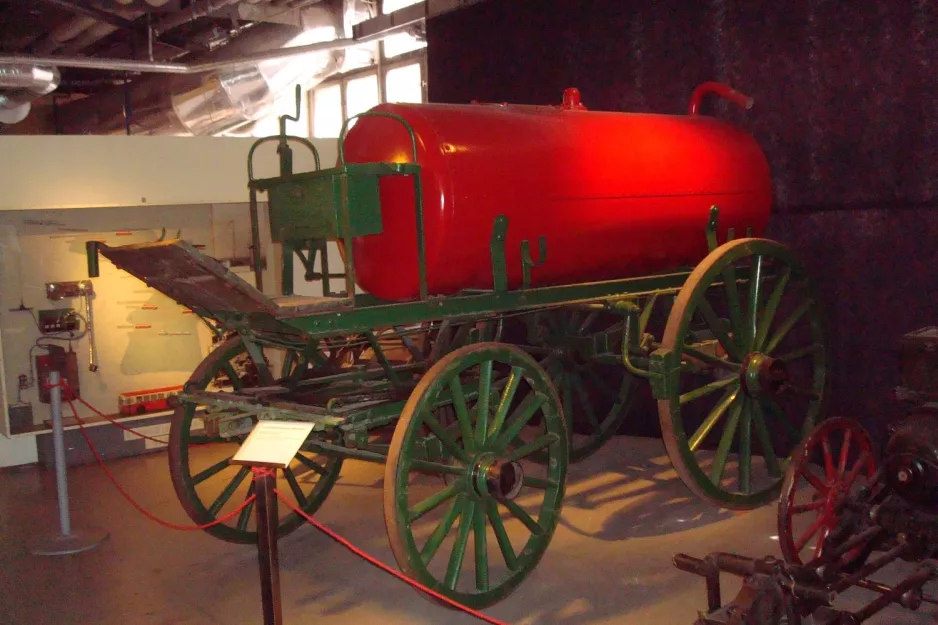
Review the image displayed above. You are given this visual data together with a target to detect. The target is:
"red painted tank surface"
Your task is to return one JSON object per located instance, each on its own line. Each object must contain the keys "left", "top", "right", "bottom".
{"left": 341, "top": 87, "right": 772, "bottom": 302}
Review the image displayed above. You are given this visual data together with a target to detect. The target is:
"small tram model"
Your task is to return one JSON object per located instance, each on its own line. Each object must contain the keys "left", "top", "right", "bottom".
{"left": 87, "top": 82, "right": 828, "bottom": 608}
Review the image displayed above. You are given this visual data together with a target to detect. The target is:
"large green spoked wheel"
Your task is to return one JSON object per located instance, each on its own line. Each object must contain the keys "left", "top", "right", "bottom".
{"left": 520, "top": 308, "right": 637, "bottom": 462}
{"left": 656, "top": 238, "right": 828, "bottom": 510}
{"left": 384, "top": 342, "right": 568, "bottom": 608}
{"left": 169, "top": 336, "right": 344, "bottom": 544}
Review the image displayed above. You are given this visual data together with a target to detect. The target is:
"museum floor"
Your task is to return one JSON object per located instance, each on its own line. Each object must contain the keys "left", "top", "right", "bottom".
{"left": 1, "top": 436, "right": 934, "bottom": 625}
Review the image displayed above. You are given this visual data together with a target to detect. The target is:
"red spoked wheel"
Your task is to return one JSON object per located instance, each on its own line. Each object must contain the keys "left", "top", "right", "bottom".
{"left": 778, "top": 417, "right": 878, "bottom": 565}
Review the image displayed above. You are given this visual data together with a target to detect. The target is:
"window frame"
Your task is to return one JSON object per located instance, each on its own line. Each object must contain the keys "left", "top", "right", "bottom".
{"left": 309, "top": 32, "right": 427, "bottom": 138}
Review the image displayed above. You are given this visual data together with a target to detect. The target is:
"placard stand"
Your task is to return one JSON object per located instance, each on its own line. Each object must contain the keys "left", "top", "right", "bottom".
{"left": 230, "top": 420, "right": 315, "bottom": 625}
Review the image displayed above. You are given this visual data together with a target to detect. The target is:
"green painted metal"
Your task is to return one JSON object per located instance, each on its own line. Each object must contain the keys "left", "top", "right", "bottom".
{"left": 168, "top": 336, "right": 344, "bottom": 544}
{"left": 383, "top": 343, "right": 567, "bottom": 608}
{"left": 654, "top": 238, "right": 828, "bottom": 510}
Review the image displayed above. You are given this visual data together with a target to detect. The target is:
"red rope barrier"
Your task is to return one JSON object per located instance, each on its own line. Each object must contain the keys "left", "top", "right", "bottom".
{"left": 48, "top": 381, "right": 510, "bottom": 624}
{"left": 60, "top": 392, "right": 255, "bottom": 532}
{"left": 274, "top": 490, "right": 511, "bottom": 625}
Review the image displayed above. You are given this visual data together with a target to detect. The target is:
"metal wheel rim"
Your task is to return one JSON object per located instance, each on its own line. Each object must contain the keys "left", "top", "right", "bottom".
{"left": 168, "top": 336, "right": 343, "bottom": 544}
{"left": 658, "top": 238, "right": 828, "bottom": 509}
{"left": 383, "top": 342, "right": 568, "bottom": 608}
{"left": 778, "top": 417, "right": 878, "bottom": 566}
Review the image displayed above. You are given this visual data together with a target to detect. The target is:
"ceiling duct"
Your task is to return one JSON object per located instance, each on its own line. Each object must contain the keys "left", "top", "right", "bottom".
{"left": 0, "top": 65, "right": 61, "bottom": 125}
{"left": 55, "top": 3, "right": 351, "bottom": 136}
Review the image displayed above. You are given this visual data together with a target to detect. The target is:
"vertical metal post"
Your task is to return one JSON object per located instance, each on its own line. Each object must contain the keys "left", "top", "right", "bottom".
{"left": 254, "top": 469, "right": 283, "bottom": 625}
{"left": 30, "top": 371, "right": 109, "bottom": 556}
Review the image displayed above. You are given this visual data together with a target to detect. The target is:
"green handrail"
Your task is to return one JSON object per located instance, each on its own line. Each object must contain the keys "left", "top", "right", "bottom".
{"left": 337, "top": 110, "right": 419, "bottom": 167}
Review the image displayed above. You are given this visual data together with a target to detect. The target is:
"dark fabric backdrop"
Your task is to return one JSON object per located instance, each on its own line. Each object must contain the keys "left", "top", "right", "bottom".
{"left": 426, "top": 0, "right": 938, "bottom": 437}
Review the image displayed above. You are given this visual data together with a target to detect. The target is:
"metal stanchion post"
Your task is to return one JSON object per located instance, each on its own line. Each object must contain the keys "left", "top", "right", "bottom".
{"left": 30, "top": 370, "right": 110, "bottom": 556}
{"left": 253, "top": 469, "right": 283, "bottom": 625}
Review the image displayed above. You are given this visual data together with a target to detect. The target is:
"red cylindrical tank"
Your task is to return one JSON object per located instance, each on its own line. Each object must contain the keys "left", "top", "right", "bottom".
{"left": 341, "top": 87, "right": 772, "bottom": 302}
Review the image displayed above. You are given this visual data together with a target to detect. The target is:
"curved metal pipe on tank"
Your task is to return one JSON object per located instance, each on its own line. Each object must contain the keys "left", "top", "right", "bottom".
{"left": 687, "top": 81, "right": 754, "bottom": 115}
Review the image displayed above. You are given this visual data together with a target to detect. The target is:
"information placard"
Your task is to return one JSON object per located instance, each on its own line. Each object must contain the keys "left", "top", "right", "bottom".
{"left": 230, "top": 420, "right": 315, "bottom": 468}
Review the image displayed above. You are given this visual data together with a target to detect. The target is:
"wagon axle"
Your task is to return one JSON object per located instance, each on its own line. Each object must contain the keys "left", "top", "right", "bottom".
{"left": 741, "top": 353, "right": 789, "bottom": 398}
{"left": 474, "top": 456, "right": 525, "bottom": 501}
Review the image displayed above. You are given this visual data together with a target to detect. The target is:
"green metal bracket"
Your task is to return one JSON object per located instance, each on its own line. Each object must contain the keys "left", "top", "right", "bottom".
{"left": 155, "top": 227, "right": 182, "bottom": 242}
{"left": 520, "top": 236, "right": 547, "bottom": 289}
{"left": 649, "top": 347, "right": 681, "bottom": 400}
{"left": 706, "top": 205, "right": 720, "bottom": 252}
{"left": 490, "top": 215, "right": 509, "bottom": 293}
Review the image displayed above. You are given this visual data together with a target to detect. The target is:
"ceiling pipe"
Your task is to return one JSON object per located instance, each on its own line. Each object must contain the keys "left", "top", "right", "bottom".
{"left": 151, "top": 0, "right": 243, "bottom": 37}
{"left": 34, "top": 0, "right": 138, "bottom": 31}
{"left": 0, "top": 23, "right": 414, "bottom": 75}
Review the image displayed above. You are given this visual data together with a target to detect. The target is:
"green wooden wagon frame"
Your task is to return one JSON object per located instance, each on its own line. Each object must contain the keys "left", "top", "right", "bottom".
{"left": 86, "top": 90, "right": 828, "bottom": 609}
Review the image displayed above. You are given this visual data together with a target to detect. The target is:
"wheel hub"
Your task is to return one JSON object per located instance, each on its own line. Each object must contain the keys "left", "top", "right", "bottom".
{"left": 472, "top": 455, "right": 525, "bottom": 500}
{"left": 741, "top": 353, "right": 789, "bottom": 397}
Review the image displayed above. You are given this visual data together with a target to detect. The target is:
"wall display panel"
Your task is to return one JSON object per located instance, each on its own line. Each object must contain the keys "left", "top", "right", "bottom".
{"left": 0, "top": 203, "right": 261, "bottom": 434}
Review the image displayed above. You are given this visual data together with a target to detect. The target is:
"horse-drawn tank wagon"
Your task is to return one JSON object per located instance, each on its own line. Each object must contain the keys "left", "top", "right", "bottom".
{"left": 87, "top": 82, "right": 827, "bottom": 608}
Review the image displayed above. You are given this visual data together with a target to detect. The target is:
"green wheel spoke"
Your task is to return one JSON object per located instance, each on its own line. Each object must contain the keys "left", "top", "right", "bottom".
{"left": 422, "top": 410, "right": 470, "bottom": 463}
{"left": 490, "top": 366, "right": 522, "bottom": 440}
{"left": 420, "top": 497, "right": 463, "bottom": 564}
{"left": 280, "top": 350, "right": 298, "bottom": 379}
{"left": 409, "top": 459, "right": 466, "bottom": 476}
{"left": 689, "top": 388, "right": 739, "bottom": 452}
{"left": 486, "top": 499, "right": 518, "bottom": 570}
{"left": 208, "top": 465, "right": 251, "bottom": 515}
{"left": 283, "top": 467, "right": 309, "bottom": 509}
{"left": 754, "top": 267, "right": 791, "bottom": 351}
{"left": 500, "top": 498, "right": 543, "bottom": 536}
{"left": 444, "top": 499, "right": 476, "bottom": 590}
{"left": 506, "top": 433, "right": 559, "bottom": 462}
{"left": 577, "top": 311, "right": 598, "bottom": 334}
{"left": 237, "top": 485, "right": 256, "bottom": 531}
{"left": 192, "top": 456, "right": 233, "bottom": 486}
{"left": 682, "top": 345, "right": 741, "bottom": 372}
{"left": 679, "top": 376, "right": 736, "bottom": 405}
{"left": 745, "top": 255, "right": 764, "bottom": 351}
{"left": 474, "top": 360, "right": 494, "bottom": 448}
{"left": 696, "top": 297, "right": 743, "bottom": 361}
{"left": 738, "top": 399, "right": 753, "bottom": 494}
{"left": 752, "top": 401, "right": 781, "bottom": 477}
{"left": 764, "top": 299, "right": 813, "bottom": 354}
{"left": 762, "top": 396, "right": 801, "bottom": 440}
{"left": 409, "top": 483, "right": 459, "bottom": 523}
{"left": 721, "top": 262, "right": 743, "bottom": 353}
{"left": 222, "top": 362, "right": 242, "bottom": 390}
{"left": 496, "top": 393, "right": 547, "bottom": 450}
{"left": 561, "top": 374, "right": 574, "bottom": 430}
{"left": 777, "top": 343, "right": 823, "bottom": 362}
{"left": 709, "top": 401, "right": 742, "bottom": 485}
{"left": 473, "top": 505, "right": 489, "bottom": 592}
{"left": 294, "top": 452, "right": 327, "bottom": 476}
{"left": 449, "top": 378, "right": 475, "bottom": 454}
{"left": 571, "top": 373, "right": 600, "bottom": 429}
{"left": 522, "top": 475, "right": 557, "bottom": 490}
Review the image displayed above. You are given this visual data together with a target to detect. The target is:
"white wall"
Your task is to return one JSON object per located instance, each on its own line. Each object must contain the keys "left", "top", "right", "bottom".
{"left": 0, "top": 134, "right": 340, "bottom": 467}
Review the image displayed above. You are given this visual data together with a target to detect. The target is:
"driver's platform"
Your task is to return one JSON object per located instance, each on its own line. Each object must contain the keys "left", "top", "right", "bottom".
{"left": 99, "top": 239, "right": 353, "bottom": 319}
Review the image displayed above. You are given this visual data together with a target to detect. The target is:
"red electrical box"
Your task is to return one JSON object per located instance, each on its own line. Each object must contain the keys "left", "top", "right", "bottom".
{"left": 36, "top": 344, "right": 80, "bottom": 403}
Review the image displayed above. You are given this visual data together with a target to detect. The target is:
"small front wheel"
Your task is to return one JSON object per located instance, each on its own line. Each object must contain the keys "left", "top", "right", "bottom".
{"left": 383, "top": 342, "right": 568, "bottom": 608}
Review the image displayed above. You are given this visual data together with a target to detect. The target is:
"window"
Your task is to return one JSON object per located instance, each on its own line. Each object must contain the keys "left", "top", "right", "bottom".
{"left": 385, "top": 63, "right": 423, "bottom": 103}
{"left": 309, "top": 1, "right": 427, "bottom": 138}
{"left": 311, "top": 83, "right": 342, "bottom": 138}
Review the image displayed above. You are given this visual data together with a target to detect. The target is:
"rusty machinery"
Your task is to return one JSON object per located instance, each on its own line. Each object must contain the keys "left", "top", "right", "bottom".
{"left": 676, "top": 327, "right": 938, "bottom": 624}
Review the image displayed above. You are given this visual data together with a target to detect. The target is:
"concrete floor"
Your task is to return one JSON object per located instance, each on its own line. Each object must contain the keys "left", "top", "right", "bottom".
{"left": 1, "top": 436, "right": 935, "bottom": 625}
